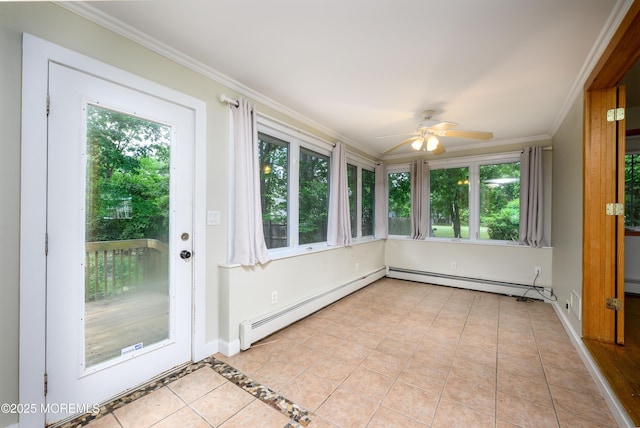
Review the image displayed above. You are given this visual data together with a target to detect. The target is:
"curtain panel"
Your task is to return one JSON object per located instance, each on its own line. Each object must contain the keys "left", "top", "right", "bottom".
{"left": 519, "top": 146, "right": 544, "bottom": 247}
{"left": 410, "top": 160, "right": 430, "bottom": 239}
{"left": 230, "top": 99, "right": 271, "bottom": 266}
{"left": 327, "top": 142, "right": 352, "bottom": 246}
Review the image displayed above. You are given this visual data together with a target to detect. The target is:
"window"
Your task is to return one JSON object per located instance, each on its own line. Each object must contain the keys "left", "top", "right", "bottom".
{"left": 347, "top": 163, "right": 357, "bottom": 237}
{"left": 258, "top": 133, "right": 289, "bottom": 249}
{"left": 299, "top": 147, "right": 329, "bottom": 244}
{"left": 626, "top": 153, "right": 640, "bottom": 227}
{"left": 388, "top": 154, "right": 521, "bottom": 242}
{"left": 347, "top": 161, "right": 375, "bottom": 239}
{"left": 258, "top": 119, "right": 334, "bottom": 251}
{"left": 361, "top": 168, "right": 375, "bottom": 236}
{"left": 430, "top": 167, "right": 470, "bottom": 238}
{"left": 388, "top": 171, "right": 411, "bottom": 235}
{"left": 479, "top": 162, "right": 520, "bottom": 240}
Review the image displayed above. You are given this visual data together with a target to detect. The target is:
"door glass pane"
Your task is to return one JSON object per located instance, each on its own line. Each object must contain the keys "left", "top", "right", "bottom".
{"left": 84, "top": 105, "right": 171, "bottom": 368}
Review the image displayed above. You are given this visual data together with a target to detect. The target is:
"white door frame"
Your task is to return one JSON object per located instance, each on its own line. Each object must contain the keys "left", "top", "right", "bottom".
{"left": 20, "top": 33, "right": 209, "bottom": 427}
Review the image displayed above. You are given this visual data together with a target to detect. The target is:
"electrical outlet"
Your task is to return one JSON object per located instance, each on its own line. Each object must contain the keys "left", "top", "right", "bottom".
{"left": 534, "top": 266, "right": 541, "bottom": 275}
{"left": 451, "top": 262, "right": 457, "bottom": 270}
{"left": 271, "top": 291, "right": 278, "bottom": 304}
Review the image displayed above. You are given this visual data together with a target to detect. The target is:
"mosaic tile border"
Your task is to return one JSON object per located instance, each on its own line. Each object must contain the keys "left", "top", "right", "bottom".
{"left": 54, "top": 356, "right": 314, "bottom": 427}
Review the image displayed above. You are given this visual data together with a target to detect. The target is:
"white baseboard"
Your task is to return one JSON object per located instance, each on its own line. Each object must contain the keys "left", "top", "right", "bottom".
{"left": 218, "top": 339, "right": 241, "bottom": 357}
{"left": 551, "top": 301, "right": 634, "bottom": 428}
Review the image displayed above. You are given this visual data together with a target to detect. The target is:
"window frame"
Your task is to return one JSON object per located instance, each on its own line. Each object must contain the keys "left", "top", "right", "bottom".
{"left": 346, "top": 152, "right": 377, "bottom": 241}
{"left": 257, "top": 115, "right": 333, "bottom": 255}
{"left": 386, "top": 163, "right": 411, "bottom": 238}
{"left": 388, "top": 152, "right": 522, "bottom": 243}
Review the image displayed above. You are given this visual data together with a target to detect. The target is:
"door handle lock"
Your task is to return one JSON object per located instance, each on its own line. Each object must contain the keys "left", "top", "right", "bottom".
{"left": 180, "top": 250, "right": 192, "bottom": 260}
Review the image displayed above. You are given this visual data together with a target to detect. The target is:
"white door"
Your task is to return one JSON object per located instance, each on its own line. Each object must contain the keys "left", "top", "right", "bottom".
{"left": 46, "top": 62, "right": 194, "bottom": 424}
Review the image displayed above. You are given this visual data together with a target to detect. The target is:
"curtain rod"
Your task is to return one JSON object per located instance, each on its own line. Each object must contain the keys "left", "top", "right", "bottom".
{"left": 220, "top": 94, "right": 239, "bottom": 107}
{"left": 522, "top": 146, "right": 553, "bottom": 152}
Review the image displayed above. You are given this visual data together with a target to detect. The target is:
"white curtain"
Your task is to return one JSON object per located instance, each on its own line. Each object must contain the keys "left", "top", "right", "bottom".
{"left": 230, "top": 99, "right": 271, "bottom": 266}
{"left": 327, "top": 142, "right": 352, "bottom": 246}
{"left": 374, "top": 163, "right": 388, "bottom": 239}
{"left": 519, "top": 146, "right": 544, "bottom": 247}
{"left": 410, "top": 160, "right": 430, "bottom": 239}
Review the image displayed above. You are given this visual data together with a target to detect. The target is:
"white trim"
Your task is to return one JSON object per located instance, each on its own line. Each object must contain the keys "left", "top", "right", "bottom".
{"left": 551, "top": 301, "right": 635, "bottom": 428}
{"left": 19, "top": 34, "right": 208, "bottom": 426}
{"left": 218, "top": 339, "right": 241, "bottom": 358}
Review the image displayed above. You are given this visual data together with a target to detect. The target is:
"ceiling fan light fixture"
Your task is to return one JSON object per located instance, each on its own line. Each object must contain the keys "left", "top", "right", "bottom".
{"left": 426, "top": 135, "right": 439, "bottom": 151}
{"left": 411, "top": 138, "right": 424, "bottom": 151}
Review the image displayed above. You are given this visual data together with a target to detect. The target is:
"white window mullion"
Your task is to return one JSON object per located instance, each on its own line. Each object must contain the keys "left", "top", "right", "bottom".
{"left": 469, "top": 163, "right": 480, "bottom": 240}
{"left": 290, "top": 141, "right": 300, "bottom": 247}
{"left": 356, "top": 166, "right": 362, "bottom": 238}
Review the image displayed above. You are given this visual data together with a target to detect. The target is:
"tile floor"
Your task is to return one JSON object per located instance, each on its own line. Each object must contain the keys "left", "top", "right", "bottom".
{"left": 85, "top": 278, "right": 618, "bottom": 427}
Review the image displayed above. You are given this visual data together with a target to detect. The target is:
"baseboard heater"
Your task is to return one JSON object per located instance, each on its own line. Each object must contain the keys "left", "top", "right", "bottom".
{"left": 387, "top": 267, "right": 548, "bottom": 297}
{"left": 239, "top": 266, "right": 386, "bottom": 350}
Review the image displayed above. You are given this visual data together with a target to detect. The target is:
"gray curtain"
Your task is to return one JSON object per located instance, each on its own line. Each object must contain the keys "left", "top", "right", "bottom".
{"left": 519, "top": 146, "right": 544, "bottom": 247}
{"left": 374, "top": 163, "right": 388, "bottom": 239}
{"left": 410, "top": 160, "right": 430, "bottom": 239}
{"left": 327, "top": 142, "right": 352, "bottom": 246}
{"left": 230, "top": 99, "right": 271, "bottom": 265}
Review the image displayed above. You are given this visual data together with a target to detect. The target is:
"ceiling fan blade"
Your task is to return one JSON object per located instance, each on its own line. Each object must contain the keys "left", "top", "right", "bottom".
{"left": 382, "top": 136, "right": 419, "bottom": 154}
{"left": 440, "top": 129, "right": 493, "bottom": 140}
{"left": 432, "top": 142, "right": 446, "bottom": 155}
{"left": 428, "top": 121, "right": 458, "bottom": 131}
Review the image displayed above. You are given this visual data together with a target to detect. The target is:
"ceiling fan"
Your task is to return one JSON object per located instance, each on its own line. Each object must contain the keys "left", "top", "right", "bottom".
{"left": 380, "top": 110, "right": 493, "bottom": 155}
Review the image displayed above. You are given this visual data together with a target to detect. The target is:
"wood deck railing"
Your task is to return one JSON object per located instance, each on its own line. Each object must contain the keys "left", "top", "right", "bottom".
{"left": 85, "top": 239, "right": 169, "bottom": 302}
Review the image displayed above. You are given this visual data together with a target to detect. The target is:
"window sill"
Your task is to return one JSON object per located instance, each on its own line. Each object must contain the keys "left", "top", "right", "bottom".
{"left": 387, "top": 235, "right": 552, "bottom": 249}
{"left": 219, "top": 236, "right": 383, "bottom": 268}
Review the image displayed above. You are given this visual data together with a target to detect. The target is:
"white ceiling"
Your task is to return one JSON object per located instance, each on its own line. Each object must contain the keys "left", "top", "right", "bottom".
{"left": 68, "top": 0, "right": 623, "bottom": 158}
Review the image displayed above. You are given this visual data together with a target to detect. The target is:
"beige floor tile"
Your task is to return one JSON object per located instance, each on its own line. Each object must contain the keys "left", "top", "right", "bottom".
{"left": 113, "top": 387, "right": 185, "bottom": 428}
{"left": 497, "top": 351, "right": 545, "bottom": 380}
{"left": 382, "top": 380, "right": 439, "bottom": 426}
{"left": 168, "top": 368, "right": 227, "bottom": 403}
{"left": 496, "top": 392, "right": 559, "bottom": 428}
{"left": 316, "top": 387, "right": 377, "bottom": 428}
{"left": 450, "top": 356, "right": 497, "bottom": 389}
{"left": 360, "top": 349, "right": 405, "bottom": 377}
{"left": 455, "top": 343, "right": 498, "bottom": 368}
{"left": 432, "top": 399, "right": 495, "bottom": 428}
{"left": 307, "top": 415, "right": 339, "bottom": 427}
{"left": 549, "top": 384, "right": 617, "bottom": 427}
{"left": 251, "top": 357, "right": 306, "bottom": 390}
{"left": 555, "top": 409, "right": 618, "bottom": 428}
{"left": 367, "top": 406, "right": 429, "bottom": 427}
{"left": 397, "top": 359, "right": 448, "bottom": 394}
{"left": 279, "top": 371, "right": 336, "bottom": 411}
{"left": 375, "top": 336, "right": 417, "bottom": 360}
{"left": 216, "top": 349, "right": 271, "bottom": 374}
{"left": 307, "top": 355, "right": 355, "bottom": 383}
{"left": 442, "top": 374, "right": 496, "bottom": 416}
{"left": 152, "top": 406, "right": 210, "bottom": 428}
{"left": 218, "top": 399, "right": 290, "bottom": 428}
{"left": 190, "top": 382, "right": 254, "bottom": 426}
{"left": 497, "top": 370, "right": 552, "bottom": 406}
{"left": 543, "top": 363, "right": 600, "bottom": 396}
{"left": 341, "top": 366, "right": 393, "bottom": 402}
{"left": 86, "top": 413, "right": 122, "bottom": 428}
{"left": 347, "top": 328, "right": 386, "bottom": 349}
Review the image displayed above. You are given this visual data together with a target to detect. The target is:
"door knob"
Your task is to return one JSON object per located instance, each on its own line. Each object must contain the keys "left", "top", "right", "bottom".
{"left": 180, "top": 250, "right": 192, "bottom": 260}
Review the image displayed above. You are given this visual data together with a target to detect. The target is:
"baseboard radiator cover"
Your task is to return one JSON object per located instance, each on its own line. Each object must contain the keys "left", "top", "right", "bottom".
{"left": 387, "top": 267, "right": 550, "bottom": 299}
{"left": 239, "top": 266, "right": 386, "bottom": 351}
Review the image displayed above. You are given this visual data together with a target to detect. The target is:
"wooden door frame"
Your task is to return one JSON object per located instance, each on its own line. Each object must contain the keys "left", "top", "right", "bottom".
{"left": 583, "top": 0, "right": 640, "bottom": 342}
